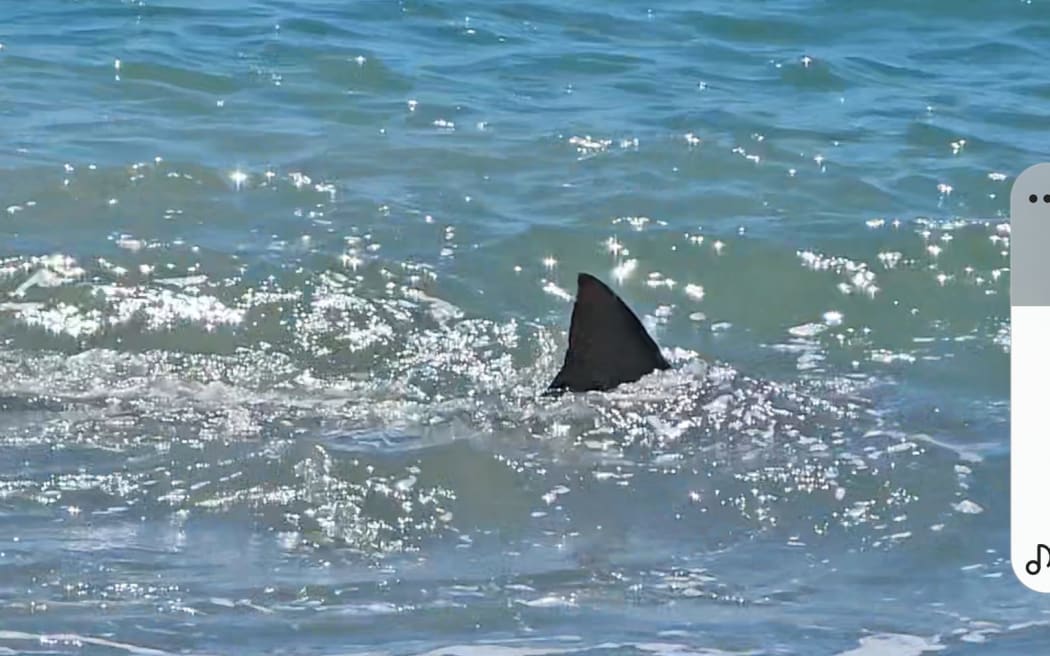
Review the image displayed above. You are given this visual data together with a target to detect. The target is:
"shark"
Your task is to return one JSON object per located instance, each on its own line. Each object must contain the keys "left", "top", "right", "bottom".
{"left": 546, "top": 272, "right": 672, "bottom": 394}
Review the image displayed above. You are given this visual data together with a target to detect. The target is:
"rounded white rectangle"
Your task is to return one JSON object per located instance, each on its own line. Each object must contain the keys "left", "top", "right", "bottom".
{"left": 1011, "top": 306, "right": 1050, "bottom": 591}
{"left": 1010, "top": 163, "right": 1050, "bottom": 591}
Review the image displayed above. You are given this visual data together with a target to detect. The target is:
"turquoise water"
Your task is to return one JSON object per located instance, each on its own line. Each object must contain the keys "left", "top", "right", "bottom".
{"left": 0, "top": 1, "right": 1046, "bottom": 654}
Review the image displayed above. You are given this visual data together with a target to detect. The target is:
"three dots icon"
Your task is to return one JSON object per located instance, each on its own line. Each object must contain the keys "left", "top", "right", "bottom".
{"left": 1028, "top": 194, "right": 1050, "bottom": 203}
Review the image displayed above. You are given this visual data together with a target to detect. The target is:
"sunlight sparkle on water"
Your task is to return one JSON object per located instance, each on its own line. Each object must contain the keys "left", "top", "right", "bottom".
{"left": 612, "top": 258, "right": 637, "bottom": 283}
{"left": 229, "top": 170, "right": 248, "bottom": 190}
{"left": 542, "top": 281, "right": 572, "bottom": 302}
{"left": 341, "top": 254, "right": 363, "bottom": 271}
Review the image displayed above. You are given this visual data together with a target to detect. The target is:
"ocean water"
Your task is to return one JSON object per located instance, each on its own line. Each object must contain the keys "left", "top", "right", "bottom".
{"left": 0, "top": 0, "right": 1047, "bottom": 654}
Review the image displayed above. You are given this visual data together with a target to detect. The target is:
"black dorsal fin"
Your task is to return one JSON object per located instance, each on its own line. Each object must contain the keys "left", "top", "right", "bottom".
{"left": 546, "top": 272, "right": 671, "bottom": 394}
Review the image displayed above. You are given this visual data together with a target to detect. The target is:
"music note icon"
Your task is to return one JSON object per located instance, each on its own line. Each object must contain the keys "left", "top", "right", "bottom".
{"left": 1026, "top": 544, "right": 1050, "bottom": 576}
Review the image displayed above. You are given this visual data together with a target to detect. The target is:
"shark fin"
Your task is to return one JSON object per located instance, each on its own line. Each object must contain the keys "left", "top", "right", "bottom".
{"left": 546, "top": 272, "right": 671, "bottom": 394}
